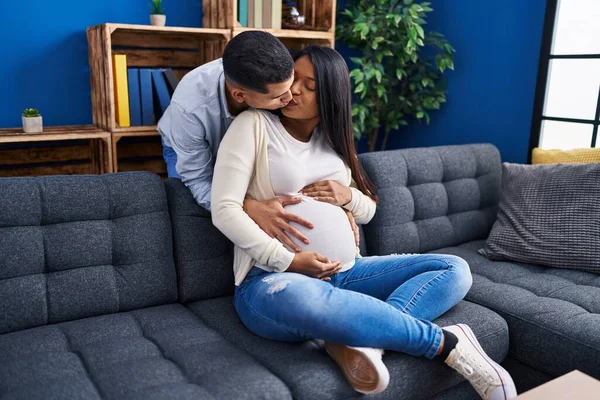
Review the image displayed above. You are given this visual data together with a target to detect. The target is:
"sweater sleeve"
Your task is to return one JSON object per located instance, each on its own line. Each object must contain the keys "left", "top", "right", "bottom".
{"left": 211, "top": 111, "right": 295, "bottom": 271}
{"left": 342, "top": 175, "right": 377, "bottom": 225}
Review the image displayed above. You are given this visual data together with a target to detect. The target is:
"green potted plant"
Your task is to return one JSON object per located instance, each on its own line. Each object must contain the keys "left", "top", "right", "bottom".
{"left": 337, "top": 0, "right": 455, "bottom": 151}
{"left": 150, "top": 0, "right": 166, "bottom": 26}
{"left": 22, "top": 108, "right": 43, "bottom": 133}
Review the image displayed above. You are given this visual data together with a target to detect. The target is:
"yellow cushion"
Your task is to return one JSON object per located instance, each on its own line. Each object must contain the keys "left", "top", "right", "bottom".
{"left": 531, "top": 147, "right": 600, "bottom": 164}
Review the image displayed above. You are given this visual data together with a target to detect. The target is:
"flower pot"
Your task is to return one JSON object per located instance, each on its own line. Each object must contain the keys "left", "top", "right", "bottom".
{"left": 22, "top": 116, "right": 43, "bottom": 134}
{"left": 150, "top": 14, "right": 166, "bottom": 26}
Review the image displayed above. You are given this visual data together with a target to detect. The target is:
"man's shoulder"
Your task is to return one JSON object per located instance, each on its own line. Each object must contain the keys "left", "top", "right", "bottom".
{"left": 172, "top": 59, "right": 224, "bottom": 113}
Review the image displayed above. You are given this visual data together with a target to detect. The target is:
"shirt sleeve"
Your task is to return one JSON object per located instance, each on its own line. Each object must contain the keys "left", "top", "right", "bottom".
{"left": 211, "top": 111, "right": 295, "bottom": 271}
{"left": 343, "top": 176, "right": 377, "bottom": 225}
{"left": 166, "top": 102, "right": 214, "bottom": 211}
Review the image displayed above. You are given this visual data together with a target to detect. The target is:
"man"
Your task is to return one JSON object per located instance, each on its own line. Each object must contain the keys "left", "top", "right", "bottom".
{"left": 158, "top": 31, "right": 359, "bottom": 256}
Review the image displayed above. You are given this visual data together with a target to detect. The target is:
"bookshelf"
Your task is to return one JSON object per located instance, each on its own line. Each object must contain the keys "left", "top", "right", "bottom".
{"left": 85, "top": 1, "right": 336, "bottom": 177}
{"left": 87, "top": 23, "right": 230, "bottom": 133}
{"left": 204, "top": 0, "right": 337, "bottom": 48}
{"left": 86, "top": 23, "right": 230, "bottom": 176}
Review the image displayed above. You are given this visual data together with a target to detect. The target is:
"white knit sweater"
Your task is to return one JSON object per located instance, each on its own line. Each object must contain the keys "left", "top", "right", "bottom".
{"left": 211, "top": 110, "right": 377, "bottom": 286}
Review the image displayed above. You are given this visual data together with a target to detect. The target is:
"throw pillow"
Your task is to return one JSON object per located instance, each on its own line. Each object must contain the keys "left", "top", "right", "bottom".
{"left": 532, "top": 147, "right": 600, "bottom": 164}
{"left": 479, "top": 162, "right": 600, "bottom": 273}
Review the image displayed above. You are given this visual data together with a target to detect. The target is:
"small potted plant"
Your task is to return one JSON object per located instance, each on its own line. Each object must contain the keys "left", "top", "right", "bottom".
{"left": 22, "top": 108, "right": 43, "bottom": 133}
{"left": 150, "top": 0, "right": 166, "bottom": 26}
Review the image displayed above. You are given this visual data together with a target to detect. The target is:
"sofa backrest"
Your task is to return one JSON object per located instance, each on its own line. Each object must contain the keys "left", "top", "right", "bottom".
{"left": 164, "top": 179, "right": 234, "bottom": 303}
{"left": 359, "top": 144, "right": 501, "bottom": 255}
{"left": 0, "top": 172, "right": 177, "bottom": 334}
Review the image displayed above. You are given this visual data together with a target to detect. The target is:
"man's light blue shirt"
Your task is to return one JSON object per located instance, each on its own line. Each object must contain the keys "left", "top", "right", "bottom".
{"left": 157, "top": 58, "right": 233, "bottom": 211}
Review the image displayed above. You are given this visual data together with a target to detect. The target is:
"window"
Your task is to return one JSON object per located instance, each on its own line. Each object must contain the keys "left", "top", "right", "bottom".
{"left": 530, "top": 0, "right": 600, "bottom": 154}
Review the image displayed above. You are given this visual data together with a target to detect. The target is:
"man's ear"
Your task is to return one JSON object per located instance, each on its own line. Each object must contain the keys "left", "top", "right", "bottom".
{"left": 230, "top": 88, "right": 247, "bottom": 104}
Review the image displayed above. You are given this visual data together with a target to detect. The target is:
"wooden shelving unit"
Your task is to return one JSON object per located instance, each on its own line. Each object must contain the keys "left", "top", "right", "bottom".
{"left": 205, "top": 0, "right": 337, "bottom": 48}
{"left": 87, "top": 23, "right": 230, "bottom": 133}
{"left": 0, "top": 126, "right": 113, "bottom": 176}
{"left": 84, "top": 2, "right": 336, "bottom": 177}
{"left": 86, "top": 23, "right": 230, "bottom": 176}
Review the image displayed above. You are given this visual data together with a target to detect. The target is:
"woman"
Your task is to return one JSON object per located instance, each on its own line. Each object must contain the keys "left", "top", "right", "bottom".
{"left": 211, "top": 46, "right": 516, "bottom": 399}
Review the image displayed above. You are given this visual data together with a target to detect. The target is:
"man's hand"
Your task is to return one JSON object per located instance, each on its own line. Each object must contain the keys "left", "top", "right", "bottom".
{"left": 345, "top": 210, "right": 360, "bottom": 247}
{"left": 288, "top": 251, "right": 342, "bottom": 280}
{"left": 243, "top": 197, "right": 314, "bottom": 252}
{"left": 301, "top": 180, "right": 352, "bottom": 206}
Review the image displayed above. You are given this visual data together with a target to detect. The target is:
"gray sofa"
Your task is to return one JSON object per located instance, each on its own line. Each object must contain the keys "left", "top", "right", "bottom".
{"left": 1, "top": 143, "right": 597, "bottom": 399}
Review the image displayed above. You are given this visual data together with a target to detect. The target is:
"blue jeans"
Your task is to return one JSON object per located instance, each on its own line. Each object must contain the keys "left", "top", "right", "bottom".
{"left": 161, "top": 141, "right": 182, "bottom": 179}
{"left": 234, "top": 254, "right": 472, "bottom": 359}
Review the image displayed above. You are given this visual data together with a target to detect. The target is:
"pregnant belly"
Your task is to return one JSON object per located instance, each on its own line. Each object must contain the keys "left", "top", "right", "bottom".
{"left": 285, "top": 196, "right": 356, "bottom": 271}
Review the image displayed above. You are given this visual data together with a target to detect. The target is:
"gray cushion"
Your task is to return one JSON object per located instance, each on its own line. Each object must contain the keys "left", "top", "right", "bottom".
{"left": 435, "top": 240, "right": 600, "bottom": 379}
{"left": 480, "top": 162, "right": 600, "bottom": 273}
{"left": 0, "top": 173, "right": 178, "bottom": 334}
{"left": 0, "top": 304, "right": 290, "bottom": 399}
{"left": 187, "top": 297, "right": 509, "bottom": 400}
{"left": 164, "top": 179, "right": 234, "bottom": 302}
{"left": 359, "top": 144, "right": 501, "bottom": 256}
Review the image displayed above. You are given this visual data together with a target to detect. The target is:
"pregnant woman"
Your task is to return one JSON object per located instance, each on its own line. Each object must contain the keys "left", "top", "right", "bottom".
{"left": 211, "top": 46, "right": 516, "bottom": 400}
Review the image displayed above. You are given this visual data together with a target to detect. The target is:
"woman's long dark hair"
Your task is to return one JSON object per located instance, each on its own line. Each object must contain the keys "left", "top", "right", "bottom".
{"left": 293, "top": 46, "right": 378, "bottom": 201}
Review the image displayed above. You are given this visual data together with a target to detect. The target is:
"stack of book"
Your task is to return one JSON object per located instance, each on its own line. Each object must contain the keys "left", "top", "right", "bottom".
{"left": 238, "top": 0, "right": 283, "bottom": 29}
{"left": 112, "top": 54, "right": 180, "bottom": 128}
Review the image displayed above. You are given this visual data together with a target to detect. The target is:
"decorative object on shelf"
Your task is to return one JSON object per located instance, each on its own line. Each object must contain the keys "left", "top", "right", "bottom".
{"left": 282, "top": 1, "right": 306, "bottom": 29}
{"left": 338, "top": 1, "right": 455, "bottom": 151}
{"left": 22, "top": 108, "right": 43, "bottom": 133}
{"left": 149, "top": 0, "right": 166, "bottom": 26}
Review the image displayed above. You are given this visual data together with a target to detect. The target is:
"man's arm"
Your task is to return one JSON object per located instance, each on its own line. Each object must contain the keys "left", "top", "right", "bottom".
{"left": 166, "top": 102, "right": 214, "bottom": 211}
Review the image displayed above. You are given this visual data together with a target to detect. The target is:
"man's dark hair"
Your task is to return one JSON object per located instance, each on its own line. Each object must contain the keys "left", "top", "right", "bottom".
{"left": 222, "top": 31, "right": 294, "bottom": 94}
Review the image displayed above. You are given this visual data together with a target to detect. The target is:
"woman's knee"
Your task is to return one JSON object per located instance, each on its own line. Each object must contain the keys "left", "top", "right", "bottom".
{"left": 443, "top": 255, "right": 473, "bottom": 295}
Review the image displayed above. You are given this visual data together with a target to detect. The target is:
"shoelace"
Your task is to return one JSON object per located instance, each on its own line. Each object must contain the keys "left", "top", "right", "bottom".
{"left": 454, "top": 347, "right": 496, "bottom": 396}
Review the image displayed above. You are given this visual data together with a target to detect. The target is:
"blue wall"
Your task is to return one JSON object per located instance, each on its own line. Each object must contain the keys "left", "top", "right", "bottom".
{"left": 2, "top": 0, "right": 545, "bottom": 163}
{"left": 377, "top": 0, "right": 547, "bottom": 163}
{"left": 1, "top": 0, "right": 202, "bottom": 128}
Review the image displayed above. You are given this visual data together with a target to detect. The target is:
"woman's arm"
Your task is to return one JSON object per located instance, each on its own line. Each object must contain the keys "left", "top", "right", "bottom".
{"left": 211, "top": 111, "right": 295, "bottom": 271}
{"left": 343, "top": 178, "right": 377, "bottom": 225}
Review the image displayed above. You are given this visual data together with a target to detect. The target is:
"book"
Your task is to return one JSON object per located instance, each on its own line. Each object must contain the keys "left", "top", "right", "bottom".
{"left": 151, "top": 69, "right": 171, "bottom": 119}
{"left": 238, "top": 0, "right": 248, "bottom": 27}
{"left": 127, "top": 68, "right": 142, "bottom": 126}
{"left": 272, "top": 0, "right": 282, "bottom": 29}
{"left": 254, "top": 0, "right": 263, "bottom": 28}
{"left": 112, "top": 54, "right": 130, "bottom": 128}
{"left": 139, "top": 69, "right": 155, "bottom": 126}
{"left": 163, "top": 69, "right": 179, "bottom": 95}
{"left": 248, "top": 0, "right": 254, "bottom": 28}
{"left": 262, "top": 0, "right": 272, "bottom": 29}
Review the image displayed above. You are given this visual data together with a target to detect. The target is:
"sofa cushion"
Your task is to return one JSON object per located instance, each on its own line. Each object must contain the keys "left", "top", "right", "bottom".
{"left": 164, "top": 179, "right": 234, "bottom": 302}
{"left": 435, "top": 240, "right": 600, "bottom": 379}
{"left": 0, "top": 173, "right": 177, "bottom": 335}
{"left": 480, "top": 162, "right": 600, "bottom": 273}
{"left": 0, "top": 304, "right": 290, "bottom": 400}
{"left": 187, "top": 297, "right": 508, "bottom": 400}
{"left": 359, "top": 144, "right": 501, "bottom": 256}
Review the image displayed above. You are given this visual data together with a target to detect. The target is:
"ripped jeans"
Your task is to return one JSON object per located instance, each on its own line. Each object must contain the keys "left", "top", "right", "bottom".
{"left": 234, "top": 254, "right": 472, "bottom": 359}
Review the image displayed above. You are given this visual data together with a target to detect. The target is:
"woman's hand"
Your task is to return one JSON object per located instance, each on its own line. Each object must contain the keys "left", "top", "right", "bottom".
{"left": 288, "top": 251, "right": 342, "bottom": 281}
{"left": 301, "top": 180, "right": 352, "bottom": 206}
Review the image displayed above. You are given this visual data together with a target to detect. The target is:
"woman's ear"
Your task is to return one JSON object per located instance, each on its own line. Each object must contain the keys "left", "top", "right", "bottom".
{"left": 230, "top": 88, "right": 247, "bottom": 104}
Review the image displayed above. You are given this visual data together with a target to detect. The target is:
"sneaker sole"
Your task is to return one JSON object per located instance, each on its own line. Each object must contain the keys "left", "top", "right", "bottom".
{"left": 325, "top": 343, "right": 389, "bottom": 395}
{"left": 455, "top": 324, "right": 517, "bottom": 400}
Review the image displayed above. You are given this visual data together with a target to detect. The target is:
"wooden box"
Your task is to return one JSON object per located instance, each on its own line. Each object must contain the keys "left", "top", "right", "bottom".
{"left": 86, "top": 23, "right": 230, "bottom": 133}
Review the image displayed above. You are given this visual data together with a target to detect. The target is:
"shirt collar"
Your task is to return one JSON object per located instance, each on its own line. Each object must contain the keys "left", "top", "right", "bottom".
{"left": 218, "top": 71, "right": 234, "bottom": 120}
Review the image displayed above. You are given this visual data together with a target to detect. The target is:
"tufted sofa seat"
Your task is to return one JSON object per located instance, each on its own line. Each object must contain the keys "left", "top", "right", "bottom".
{"left": 361, "top": 144, "right": 600, "bottom": 392}
{"left": 436, "top": 240, "right": 600, "bottom": 380}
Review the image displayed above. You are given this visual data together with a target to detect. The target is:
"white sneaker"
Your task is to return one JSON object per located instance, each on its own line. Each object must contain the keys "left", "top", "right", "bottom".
{"left": 443, "top": 324, "right": 517, "bottom": 400}
{"left": 325, "top": 342, "right": 390, "bottom": 394}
